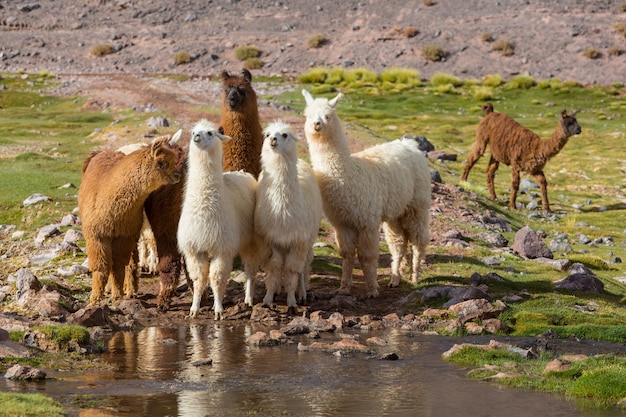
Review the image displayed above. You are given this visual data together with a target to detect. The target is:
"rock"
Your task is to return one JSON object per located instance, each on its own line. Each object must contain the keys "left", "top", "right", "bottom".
{"left": 421, "top": 285, "right": 491, "bottom": 307}
{"left": 543, "top": 359, "right": 571, "bottom": 374}
{"left": 13, "top": 268, "right": 40, "bottom": 300}
{"left": 63, "top": 228, "right": 83, "bottom": 243}
{"left": 70, "top": 306, "right": 112, "bottom": 327}
{"left": 427, "top": 150, "right": 457, "bottom": 161}
{"left": 298, "top": 338, "right": 371, "bottom": 354}
{"left": 327, "top": 312, "right": 344, "bottom": 330}
{"left": 248, "top": 331, "right": 277, "bottom": 346}
{"left": 402, "top": 134, "right": 434, "bottom": 152}
{"left": 554, "top": 273, "right": 604, "bottom": 294}
{"left": 191, "top": 358, "right": 213, "bottom": 366}
{"left": 59, "top": 214, "right": 79, "bottom": 226}
{"left": 479, "top": 232, "right": 508, "bottom": 247}
{"left": 22, "top": 193, "right": 52, "bottom": 207}
{"left": 4, "top": 364, "right": 46, "bottom": 380}
{"left": 533, "top": 257, "right": 571, "bottom": 271}
{"left": 448, "top": 298, "right": 507, "bottom": 323}
{"left": 366, "top": 336, "right": 388, "bottom": 346}
{"left": 568, "top": 262, "right": 593, "bottom": 275}
{"left": 512, "top": 225, "right": 553, "bottom": 259}
{"left": 0, "top": 329, "right": 32, "bottom": 359}
{"left": 464, "top": 322, "right": 484, "bottom": 334}
{"left": 35, "top": 224, "right": 61, "bottom": 245}
{"left": 147, "top": 116, "right": 169, "bottom": 127}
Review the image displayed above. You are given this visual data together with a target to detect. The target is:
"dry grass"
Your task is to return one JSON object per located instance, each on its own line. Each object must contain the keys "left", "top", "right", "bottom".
{"left": 583, "top": 47, "right": 600, "bottom": 59}
{"left": 90, "top": 44, "right": 114, "bottom": 57}
{"left": 173, "top": 51, "right": 191, "bottom": 65}
{"left": 308, "top": 34, "right": 328, "bottom": 48}
{"left": 421, "top": 44, "right": 446, "bottom": 62}
{"left": 492, "top": 39, "right": 514, "bottom": 56}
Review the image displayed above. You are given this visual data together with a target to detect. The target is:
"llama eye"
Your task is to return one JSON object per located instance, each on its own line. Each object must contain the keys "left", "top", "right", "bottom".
{"left": 282, "top": 133, "right": 288, "bottom": 139}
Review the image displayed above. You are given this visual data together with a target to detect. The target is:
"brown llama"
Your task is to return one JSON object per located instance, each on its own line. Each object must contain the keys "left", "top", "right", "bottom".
{"left": 460, "top": 103, "right": 581, "bottom": 213}
{"left": 220, "top": 69, "right": 264, "bottom": 178}
{"left": 79, "top": 137, "right": 183, "bottom": 306}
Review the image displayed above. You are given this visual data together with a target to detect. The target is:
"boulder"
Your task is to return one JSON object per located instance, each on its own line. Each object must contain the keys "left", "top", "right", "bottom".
{"left": 4, "top": 364, "right": 46, "bottom": 380}
{"left": 512, "top": 225, "right": 553, "bottom": 259}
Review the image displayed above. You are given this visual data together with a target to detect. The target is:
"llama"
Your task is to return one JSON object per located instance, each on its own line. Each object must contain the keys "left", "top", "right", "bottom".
{"left": 460, "top": 103, "right": 582, "bottom": 212}
{"left": 220, "top": 69, "right": 264, "bottom": 178}
{"left": 177, "top": 119, "right": 259, "bottom": 319}
{"left": 255, "top": 120, "right": 323, "bottom": 311}
{"left": 302, "top": 90, "right": 431, "bottom": 296}
{"left": 79, "top": 137, "right": 183, "bottom": 306}
{"left": 116, "top": 131, "right": 188, "bottom": 309}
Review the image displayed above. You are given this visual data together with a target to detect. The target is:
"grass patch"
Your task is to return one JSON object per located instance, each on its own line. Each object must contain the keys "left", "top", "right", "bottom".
{"left": 0, "top": 393, "right": 65, "bottom": 417}
{"left": 446, "top": 347, "right": 626, "bottom": 408}
{"left": 234, "top": 45, "right": 260, "bottom": 61}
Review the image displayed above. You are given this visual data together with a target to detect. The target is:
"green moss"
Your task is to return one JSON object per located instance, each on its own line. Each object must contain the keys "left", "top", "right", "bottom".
{"left": 0, "top": 393, "right": 65, "bottom": 417}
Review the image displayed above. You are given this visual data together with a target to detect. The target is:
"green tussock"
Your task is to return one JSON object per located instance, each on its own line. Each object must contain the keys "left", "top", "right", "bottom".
{"left": 0, "top": 393, "right": 65, "bottom": 417}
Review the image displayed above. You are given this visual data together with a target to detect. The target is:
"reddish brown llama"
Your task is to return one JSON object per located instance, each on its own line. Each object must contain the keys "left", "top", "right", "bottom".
{"left": 79, "top": 138, "right": 183, "bottom": 306}
{"left": 220, "top": 69, "right": 264, "bottom": 178}
{"left": 461, "top": 103, "right": 581, "bottom": 213}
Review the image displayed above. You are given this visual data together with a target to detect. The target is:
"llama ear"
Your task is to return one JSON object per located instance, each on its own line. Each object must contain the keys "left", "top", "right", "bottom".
{"left": 302, "top": 89, "right": 314, "bottom": 105}
{"left": 570, "top": 109, "right": 580, "bottom": 117}
{"left": 242, "top": 69, "right": 252, "bottom": 83}
{"left": 329, "top": 93, "right": 343, "bottom": 108}
{"left": 217, "top": 132, "right": 232, "bottom": 143}
{"left": 151, "top": 137, "right": 165, "bottom": 155}
{"left": 561, "top": 109, "right": 568, "bottom": 118}
{"left": 170, "top": 129, "right": 183, "bottom": 145}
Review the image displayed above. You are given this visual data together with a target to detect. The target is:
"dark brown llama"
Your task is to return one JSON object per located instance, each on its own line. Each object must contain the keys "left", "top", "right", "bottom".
{"left": 461, "top": 103, "right": 581, "bottom": 213}
{"left": 220, "top": 69, "right": 264, "bottom": 178}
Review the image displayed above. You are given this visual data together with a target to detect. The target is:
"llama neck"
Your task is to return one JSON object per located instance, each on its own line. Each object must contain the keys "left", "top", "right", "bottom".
{"left": 541, "top": 124, "right": 571, "bottom": 160}
{"left": 262, "top": 154, "right": 299, "bottom": 199}
{"left": 308, "top": 126, "right": 353, "bottom": 176}
{"left": 187, "top": 151, "right": 224, "bottom": 194}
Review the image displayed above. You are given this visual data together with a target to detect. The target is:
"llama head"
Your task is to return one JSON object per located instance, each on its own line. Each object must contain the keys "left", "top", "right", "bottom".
{"left": 262, "top": 120, "right": 298, "bottom": 160}
{"left": 190, "top": 119, "right": 232, "bottom": 156}
{"left": 560, "top": 109, "right": 582, "bottom": 136}
{"left": 302, "top": 89, "right": 344, "bottom": 135}
{"left": 221, "top": 69, "right": 256, "bottom": 110}
{"left": 149, "top": 137, "right": 183, "bottom": 185}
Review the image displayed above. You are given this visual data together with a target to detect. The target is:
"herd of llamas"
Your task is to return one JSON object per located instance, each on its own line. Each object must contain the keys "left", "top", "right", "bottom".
{"left": 78, "top": 69, "right": 582, "bottom": 319}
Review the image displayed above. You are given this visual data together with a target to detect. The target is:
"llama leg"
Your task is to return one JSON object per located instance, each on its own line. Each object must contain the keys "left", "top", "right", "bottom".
{"left": 284, "top": 269, "right": 299, "bottom": 313}
{"left": 186, "top": 252, "right": 209, "bottom": 318}
{"left": 298, "top": 247, "right": 314, "bottom": 302}
{"left": 284, "top": 249, "right": 307, "bottom": 311}
{"left": 534, "top": 171, "right": 551, "bottom": 213}
{"left": 123, "top": 248, "right": 139, "bottom": 298}
{"left": 509, "top": 168, "right": 521, "bottom": 210}
{"left": 461, "top": 138, "right": 488, "bottom": 181}
{"left": 242, "top": 257, "right": 257, "bottom": 307}
{"left": 209, "top": 256, "right": 231, "bottom": 320}
{"left": 87, "top": 239, "right": 112, "bottom": 305}
{"left": 110, "top": 237, "right": 135, "bottom": 302}
{"left": 262, "top": 248, "right": 282, "bottom": 306}
{"left": 358, "top": 229, "right": 380, "bottom": 298}
{"left": 409, "top": 207, "right": 430, "bottom": 285}
{"left": 486, "top": 156, "right": 500, "bottom": 200}
{"left": 335, "top": 228, "right": 357, "bottom": 294}
{"left": 383, "top": 221, "right": 407, "bottom": 288}
{"left": 155, "top": 253, "right": 182, "bottom": 310}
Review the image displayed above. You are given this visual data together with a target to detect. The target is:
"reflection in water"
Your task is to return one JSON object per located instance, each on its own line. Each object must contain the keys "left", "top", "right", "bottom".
{"left": 1, "top": 324, "right": 622, "bottom": 417}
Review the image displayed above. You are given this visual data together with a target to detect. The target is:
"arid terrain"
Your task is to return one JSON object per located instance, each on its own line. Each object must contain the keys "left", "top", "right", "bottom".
{"left": 1, "top": 0, "right": 626, "bottom": 85}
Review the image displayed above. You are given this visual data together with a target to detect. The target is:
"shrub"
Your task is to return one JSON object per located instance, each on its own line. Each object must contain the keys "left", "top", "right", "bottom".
{"left": 380, "top": 67, "right": 420, "bottom": 85}
{"left": 472, "top": 86, "right": 494, "bottom": 101}
{"left": 608, "top": 46, "right": 624, "bottom": 56}
{"left": 173, "top": 51, "right": 191, "bottom": 65}
{"left": 234, "top": 45, "right": 260, "bottom": 61}
{"left": 421, "top": 44, "right": 446, "bottom": 61}
{"left": 481, "top": 32, "right": 494, "bottom": 42}
{"left": 423, "top": 0, "right": 435, "bottom": 5}
{"left": 614, "top": 22, "right": 626, "bottom": 37}
{"left": 583, "top": 47, "right": 600, "bottom": 59}
{"left": 537, "top": 78, "right": 563, "bottom": 90}
{"left": 492, "top": 39, "right": 514, "bottom": 56}
{"left": 90, "top": 44, "right": 114, "bottom": 57}
{"left": 507, "top": 74, "right": 535, "bottom": 89}
{"left": 482, "top": 73, "right": 503, "bottom": 87}
{"left": 399, "top": 26, "right": 419, "bottom": 38}
{"left": 350, "top": 68, "right": 379, "bottom": 83}
{"left": 326, "top": 67, "right": 346, "bottom": 85}
{"left": 299, "top": 67, "right": 328, "bottom": 84}
{"left": 621, "top": 3, "right": 626, "bottom": 12}
{"left": 430, "top": 72, "right": 463, "bottom": 87}
{"left": 308, "top": 34, "right": 328, "bottom": 49}
{"left": 243, "top": 57, "right": 264, "bottom": 70}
